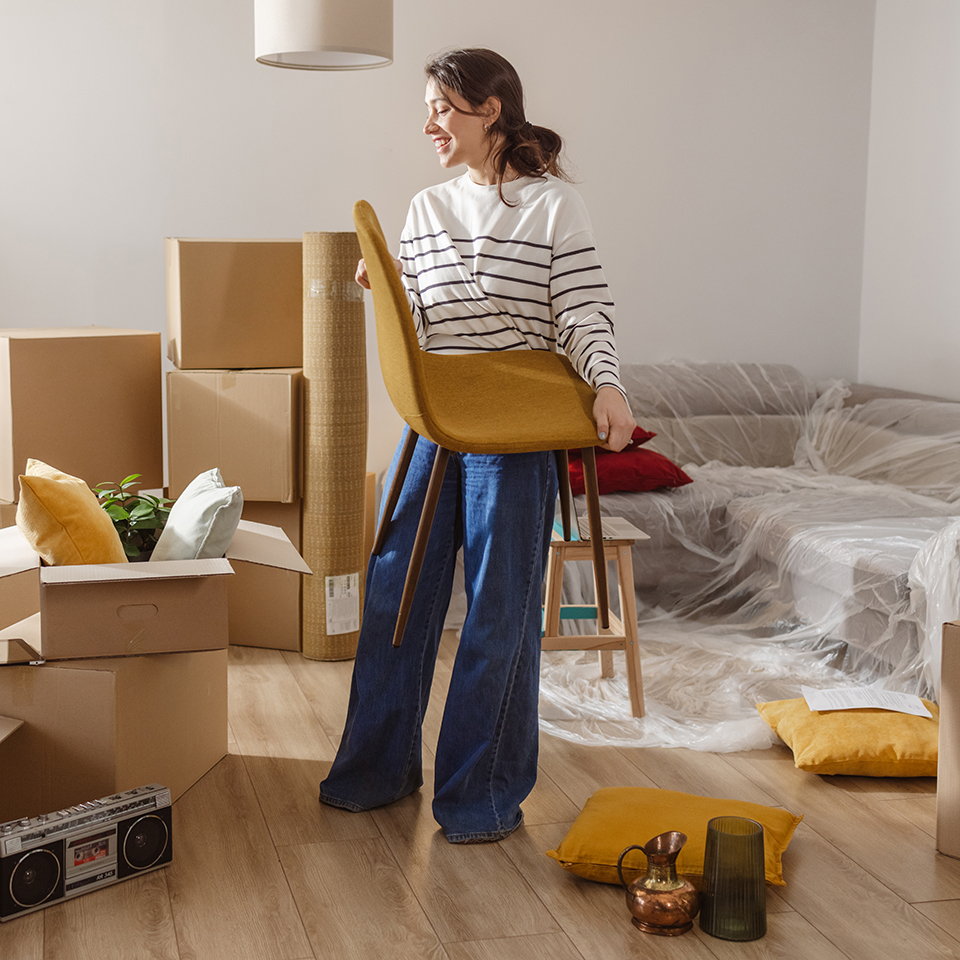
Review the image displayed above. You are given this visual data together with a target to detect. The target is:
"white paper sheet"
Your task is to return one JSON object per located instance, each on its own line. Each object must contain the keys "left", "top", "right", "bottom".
{"left": 801, "top": 685, "right": 932, "bottom": 717}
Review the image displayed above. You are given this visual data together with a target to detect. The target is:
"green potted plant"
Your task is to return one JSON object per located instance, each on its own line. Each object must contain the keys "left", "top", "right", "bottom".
{"left": 94, "top": 474, "right": 175, "bottom": 560}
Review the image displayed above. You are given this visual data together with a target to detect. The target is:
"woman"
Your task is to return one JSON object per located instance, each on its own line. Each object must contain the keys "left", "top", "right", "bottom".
{"left": 319, "top": 48, "right": 635, "bottom": 843}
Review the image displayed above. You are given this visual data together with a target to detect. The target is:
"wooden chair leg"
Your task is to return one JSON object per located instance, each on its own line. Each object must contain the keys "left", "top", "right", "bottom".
{"left": 372, "top": 427, "right": 419, "bottom": 557}
{"left": 554, "top": 449, "right": 572, "bottom": 541}
{"left": 393, "top": 445, "right": 450, "bottom": 648}
{"left": 580, "top": 447, "right": 609, "bottom": 629}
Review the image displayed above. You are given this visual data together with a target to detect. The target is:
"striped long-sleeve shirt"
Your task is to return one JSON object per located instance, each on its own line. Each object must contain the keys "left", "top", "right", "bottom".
{"left": 399, "top": 173, "right": 625, "bottom": 396}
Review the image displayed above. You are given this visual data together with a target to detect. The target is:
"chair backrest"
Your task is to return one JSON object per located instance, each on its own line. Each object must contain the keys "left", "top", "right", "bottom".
{"left": 353, "top": 200, "right": 432, "bottom": 432}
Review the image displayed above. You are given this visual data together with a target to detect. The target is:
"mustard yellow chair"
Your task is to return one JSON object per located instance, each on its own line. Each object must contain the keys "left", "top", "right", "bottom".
{"left": 354, "top": 199, "right": 610, "bottom": 647}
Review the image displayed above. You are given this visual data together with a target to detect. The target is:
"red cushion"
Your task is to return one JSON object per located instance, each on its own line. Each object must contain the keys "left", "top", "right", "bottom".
{"left": 568, "top": 446, "right": 693, "bottom": 496}
{"left": 568, "top": 426, "right": 656, "bottom": 460}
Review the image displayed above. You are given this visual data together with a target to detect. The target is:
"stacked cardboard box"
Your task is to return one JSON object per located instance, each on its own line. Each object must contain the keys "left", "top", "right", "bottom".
{"left": 166, "top": 239, "right": 316, "bottom": 652}
{"left": 0, "top": 327, "right": 228, "bottom": 821}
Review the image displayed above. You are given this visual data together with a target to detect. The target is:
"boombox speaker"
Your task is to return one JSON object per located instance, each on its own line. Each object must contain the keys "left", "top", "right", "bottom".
{"left": 1, "top": 784, "right": 173, "bottom": 921}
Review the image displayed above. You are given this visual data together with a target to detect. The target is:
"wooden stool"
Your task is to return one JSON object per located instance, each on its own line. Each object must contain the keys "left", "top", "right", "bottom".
{"left": 542, "top": 517, "right": 649, "bottom": 718}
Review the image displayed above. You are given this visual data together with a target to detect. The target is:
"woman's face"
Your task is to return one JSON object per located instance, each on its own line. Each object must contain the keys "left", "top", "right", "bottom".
{"left": 423, "top": 80, "right": 499, "bottom": 182}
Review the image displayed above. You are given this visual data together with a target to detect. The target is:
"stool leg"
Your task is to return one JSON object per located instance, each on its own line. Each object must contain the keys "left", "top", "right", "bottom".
{"left": 616, "top": 544, "right": 644, "bottom": 718}
{"left": 542, "top": 541, "right": 565, "bottom": 641}
{"left": 372, "top": 427, "right": 419, "bottom": 558}
{"left": 580, "top": 447, "right": 609, "bottom": 629}
{"left": 393, "top": 445, "right": 449, "bottom": 648}
{"left": 554, "top": 449, "right": 572, "bottom": 541}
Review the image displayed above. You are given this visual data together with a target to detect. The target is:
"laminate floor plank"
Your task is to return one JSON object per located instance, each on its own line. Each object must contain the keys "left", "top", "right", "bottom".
{"left": 880, "top": 795, "right": 937, "bottom": 837}
{"left": 443, "top": 931, "right": 585, "bottom": 960}
{"left": 229, "top": 646, "right": 380, "bottom": 847}
{"left": 281, "top": 649, "right": 356, "bottom": 742}
{"left": 165, "top": 755, "right": 313, "bottom": 960}
{"left": 775, "top": 824, "right": 960, "bottom": 960}
{"left": 915, "top": 898, "right": 960, "bottom": 940}
{"left": 537, "top": 735, "right": 658, "bottom": 809}
{"left": 724, "top": 750, "right": 960, "bottom": 902}
{"left": 0, "top": 908, "right": 42, "bottom": 960}
{"left": 617, "top": 745, "right": 785, "bottom": 808}
{"left": 42, "top": 870, "right": 178, "bottom": 960}
{"left": 279, "top": 838, "right": 447, "bottom": 960}
{"left": 371, "top": 789, "right": 561, "bottom": 944}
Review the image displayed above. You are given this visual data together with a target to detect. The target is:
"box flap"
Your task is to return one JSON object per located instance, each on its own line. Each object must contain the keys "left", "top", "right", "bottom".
{"left": 226, "top": 519, "right": 312, "bottom": 574}
{"left": 0, "top": 716, "right": 24, "bottom": 747}
{"left": 0, "top": 525, "right": 40, "bottom": 580}
{"left": 40, "top": 557, "right": 234, "bottom": 586}
{"left": 0, "top": 327, "right": 156, "bottom": 340}
{"left": 0, "top": 613, "right": 41, "bottom": 651}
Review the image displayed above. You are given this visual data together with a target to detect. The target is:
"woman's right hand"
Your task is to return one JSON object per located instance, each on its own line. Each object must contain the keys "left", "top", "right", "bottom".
{"left": 355, "top": 257, "right": 403, "bottom": 290}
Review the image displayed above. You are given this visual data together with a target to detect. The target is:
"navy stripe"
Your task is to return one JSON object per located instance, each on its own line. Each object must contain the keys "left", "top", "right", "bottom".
{"left": 552, "top": 246, "right": 597, "bottom": 262}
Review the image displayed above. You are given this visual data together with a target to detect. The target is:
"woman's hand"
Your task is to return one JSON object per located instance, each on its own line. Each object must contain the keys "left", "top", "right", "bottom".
{"left": 593, "top": 386, "right": 636, "bottom": 452}
{"left": 355, "top": 257, "right": 402, "bottom": 290}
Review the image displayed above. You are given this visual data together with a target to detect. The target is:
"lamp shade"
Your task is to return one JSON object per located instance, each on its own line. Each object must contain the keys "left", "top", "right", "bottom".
{"left": 255, "top": 0, "right": 392, "bottom": 70}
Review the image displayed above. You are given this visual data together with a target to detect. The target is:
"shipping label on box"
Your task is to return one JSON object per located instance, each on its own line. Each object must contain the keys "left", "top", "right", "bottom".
{"left": 0, "top": 328, "right": 163, "bottom": 503}
{"left": 166, "top": 238, "right": 303, "bottom": 370}
{"left": 167, "top": 368, "right": 303, "bottom": 501}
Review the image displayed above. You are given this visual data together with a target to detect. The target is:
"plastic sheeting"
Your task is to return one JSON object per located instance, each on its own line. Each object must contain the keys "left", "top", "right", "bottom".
{"left": 538, "top": 363, "right": 960, "bottom": 750}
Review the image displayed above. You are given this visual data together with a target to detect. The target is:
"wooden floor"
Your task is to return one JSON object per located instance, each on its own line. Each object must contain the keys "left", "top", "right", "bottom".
{"left": 4, "top": 631, "right": 960, "bottom": 960}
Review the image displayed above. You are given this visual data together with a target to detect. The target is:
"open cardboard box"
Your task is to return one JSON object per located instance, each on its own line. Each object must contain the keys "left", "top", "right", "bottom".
{"left": 0, "top": 649, "right": 227, "bottom": 823}
{"left": 0, "top": 520, "right": 311, "bottom": 660}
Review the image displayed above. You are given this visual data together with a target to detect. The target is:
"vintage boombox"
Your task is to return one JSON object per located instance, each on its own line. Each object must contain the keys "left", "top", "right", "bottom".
{"left": 0, "top": 783, "right": 173, "bottom": 921}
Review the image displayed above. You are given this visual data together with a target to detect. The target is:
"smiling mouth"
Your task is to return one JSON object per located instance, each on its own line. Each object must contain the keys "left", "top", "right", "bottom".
{"left": 434, "top": 138, "right": 451, "bottom": 152}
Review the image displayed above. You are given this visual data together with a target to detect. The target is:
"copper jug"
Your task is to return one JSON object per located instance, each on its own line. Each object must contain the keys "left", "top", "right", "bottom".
{"left": 617, "top": 832, "right": 700, "bottom": 936}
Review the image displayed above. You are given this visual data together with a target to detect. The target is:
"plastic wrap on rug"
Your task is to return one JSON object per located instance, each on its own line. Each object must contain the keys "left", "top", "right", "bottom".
{"left": 301, "top": 231, "right": 367, "bottom": 661}
{"left": 536, "top": 363, "right": 960, "bottom": 749}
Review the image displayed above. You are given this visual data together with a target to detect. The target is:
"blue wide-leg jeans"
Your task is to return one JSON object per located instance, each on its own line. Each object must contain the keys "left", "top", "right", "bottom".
{"left": 318, "top": 429, "right": 558, "bottom": 842}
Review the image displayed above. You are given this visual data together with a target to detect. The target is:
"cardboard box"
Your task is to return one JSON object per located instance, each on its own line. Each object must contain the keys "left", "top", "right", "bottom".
{"left": 0, "top": 328, "right": 163, "bottom": 503}
{"left": 166, "top": 239, "right": 303, "bottom": 370}
{"left": 0, "top": 649, "right": 227, "bottom": 823}
{"left": 939, "top": 621, "right": 960, "bottom": 859}
{"left": 230, "top": 501, "right": 304, "bottom": 651}
{"left": 167, "top": 368, "right": 303, "bottom": 502}
{"left": 228, "top": 478, "right": 376, "bottom": 652}
{"left": 0, "top": 525, "right": 40, "bottom": 630}
{"left": 0, "top": 520, "right": 311, "bottom": 661}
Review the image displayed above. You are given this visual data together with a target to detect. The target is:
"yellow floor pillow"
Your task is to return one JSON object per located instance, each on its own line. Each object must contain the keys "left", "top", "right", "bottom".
{"left": 546, "top": 786, "right": 802, "bottom": 887}
{"left": 757, "top": 697, "right": 939, "bottom": 776}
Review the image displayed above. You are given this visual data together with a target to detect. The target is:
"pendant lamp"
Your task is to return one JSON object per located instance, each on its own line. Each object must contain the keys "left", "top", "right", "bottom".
{"left": 255, "top": 0, "right": 392, "bottom": 70}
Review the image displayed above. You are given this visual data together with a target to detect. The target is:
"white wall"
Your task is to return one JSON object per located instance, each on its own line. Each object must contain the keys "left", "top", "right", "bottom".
{"left": 859, "top": 1, "right": 960, "bottom": 401}
{"left": 0, "top": 1, "right": 876, "bottom": 473}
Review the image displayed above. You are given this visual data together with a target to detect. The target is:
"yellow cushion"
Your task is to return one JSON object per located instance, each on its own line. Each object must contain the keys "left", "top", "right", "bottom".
{"left": 545, "top": 786, "right": 802, "bottom": 887}
{"left": 756, "top": 697, "right": 939, "bottom": 777}
{"left": 16, "top": 459, "right": 127, "bottom": 565}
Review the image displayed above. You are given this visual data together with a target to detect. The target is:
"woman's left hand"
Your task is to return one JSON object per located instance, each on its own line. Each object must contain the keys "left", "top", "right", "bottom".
{"left": 593, "top": 386, "right": 636, "bottom": 452}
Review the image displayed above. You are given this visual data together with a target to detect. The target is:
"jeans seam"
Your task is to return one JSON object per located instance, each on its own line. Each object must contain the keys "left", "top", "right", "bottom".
{"left": 399, "top": 482, "right": 459, "bottom": 794}
{"left": 481, "top": 455, "right": 552, "bottom": 832}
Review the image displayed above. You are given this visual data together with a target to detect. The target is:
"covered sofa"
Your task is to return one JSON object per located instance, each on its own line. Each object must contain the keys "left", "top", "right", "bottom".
{"left": 561, "top": 361, "right": 960, "bottom": 701}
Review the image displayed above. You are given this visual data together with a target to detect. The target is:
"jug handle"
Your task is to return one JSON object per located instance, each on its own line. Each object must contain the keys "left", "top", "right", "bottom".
{"left": 616, "top": 845, "right": 647, "bottom": 889}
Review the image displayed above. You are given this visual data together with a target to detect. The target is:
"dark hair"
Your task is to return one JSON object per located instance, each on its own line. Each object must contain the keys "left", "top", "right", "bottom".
{"left": 424, "top": 47, "right": 568, "bottom": 204}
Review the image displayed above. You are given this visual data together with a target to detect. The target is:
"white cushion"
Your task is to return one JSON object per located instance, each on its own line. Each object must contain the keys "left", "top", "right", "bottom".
{"left": 151, "top": 468, "right": 243, "bottom": 561}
